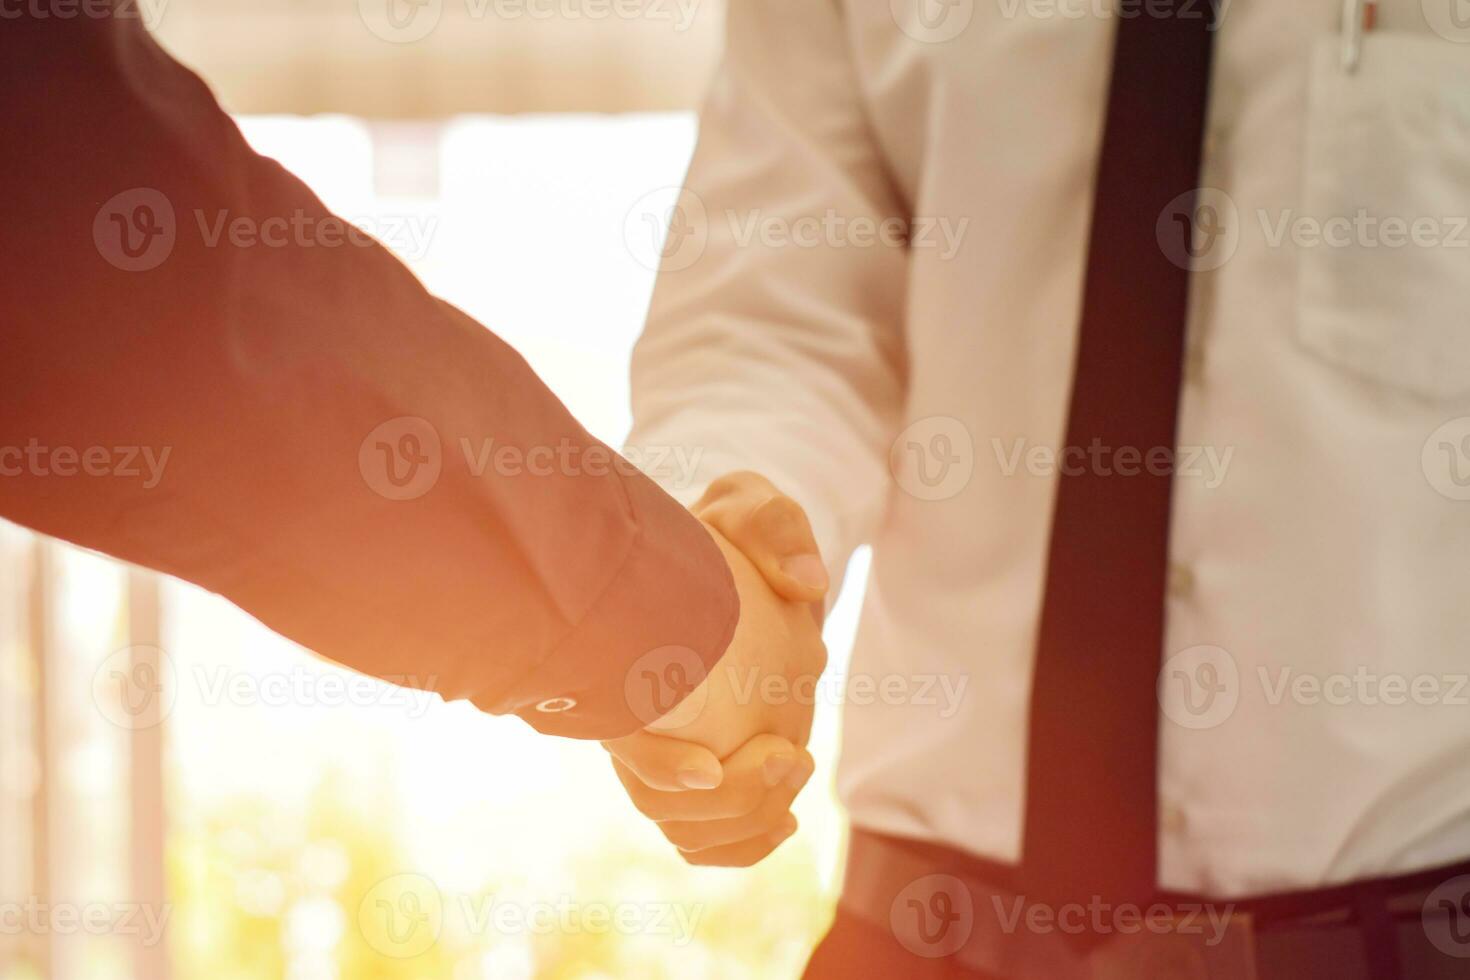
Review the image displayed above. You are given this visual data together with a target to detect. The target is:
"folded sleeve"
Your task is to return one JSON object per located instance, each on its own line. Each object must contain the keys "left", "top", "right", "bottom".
{"left": 627, "top": 0, "right": 908, "bottom": 594}
{"left": 0, "top": 13, "right": 737, "bottom": 740}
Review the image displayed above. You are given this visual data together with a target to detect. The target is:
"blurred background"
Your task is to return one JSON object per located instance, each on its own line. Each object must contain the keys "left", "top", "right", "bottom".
{"left": 0, "top": 3, "right": 871, "bottom": 978}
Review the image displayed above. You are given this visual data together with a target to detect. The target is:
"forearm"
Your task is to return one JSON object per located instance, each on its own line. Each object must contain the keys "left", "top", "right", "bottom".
{"left": 0, "top": 13, "right": 737, "bottom": 739}
{"left": 627, "top": 0, "right": 909, "bottom": 588}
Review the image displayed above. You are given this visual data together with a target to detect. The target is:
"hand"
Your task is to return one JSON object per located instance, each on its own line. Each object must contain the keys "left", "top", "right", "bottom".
{"left": 691, "top": 471, "right": 830, "bottom": 613}
{"left": 644, "top": 520, "right": 825, "bottom": 755}
{"left": 603, "top": 472, "right": 829, "bottom": 866}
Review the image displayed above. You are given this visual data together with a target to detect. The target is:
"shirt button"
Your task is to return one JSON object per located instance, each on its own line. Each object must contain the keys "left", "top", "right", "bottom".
{"left": 1168, "top": 563, "right": 1196, "bottom": 599}
{"left": 535, "top": 696, "right": 577, "bottom": 713}
{"left": 1161, "top": 803, "right": 1188, "bottom": 836}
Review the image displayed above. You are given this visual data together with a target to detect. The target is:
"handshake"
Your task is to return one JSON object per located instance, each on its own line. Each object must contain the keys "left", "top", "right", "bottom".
{"left": 602, "top": 471, "right": 830, "bottom": 867}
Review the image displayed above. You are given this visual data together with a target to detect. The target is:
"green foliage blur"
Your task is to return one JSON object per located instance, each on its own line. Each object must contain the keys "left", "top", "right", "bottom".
{"left": 167, "top": 769, "right": 833, "bottom": 980}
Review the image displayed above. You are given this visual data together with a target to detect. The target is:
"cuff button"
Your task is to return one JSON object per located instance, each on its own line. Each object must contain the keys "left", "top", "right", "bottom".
{"left": 535, "top": 696, "right": 577, "bottom": 713}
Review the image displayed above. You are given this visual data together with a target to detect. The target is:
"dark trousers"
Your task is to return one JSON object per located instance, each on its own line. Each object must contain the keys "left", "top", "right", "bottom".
{"left": 803, "top": 829, "right": 1470, "bottom": 980}
{"left": 804, "top": 908, "right": 999, "bottom": 980}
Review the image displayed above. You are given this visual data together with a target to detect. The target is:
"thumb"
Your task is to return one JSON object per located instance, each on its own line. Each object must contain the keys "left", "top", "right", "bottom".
{"left": 694, "top": 471, "right": 829, "bottom": 605}
{"left": 601, "top": 729, "right": 724, "bottom": 792}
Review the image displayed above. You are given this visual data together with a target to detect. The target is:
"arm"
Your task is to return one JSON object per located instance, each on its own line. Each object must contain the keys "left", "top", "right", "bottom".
{"left": 0, "top": 13, "right": 736, "bottom": 740}
{"left": 627, "top": 0, "right": 909, "bottom": 594}
{"left": 607, "top": 0, "right": 910, "bottom": 863}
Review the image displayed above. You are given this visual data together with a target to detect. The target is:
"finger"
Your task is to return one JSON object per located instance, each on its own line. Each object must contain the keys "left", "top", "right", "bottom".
{"left": 659, "top": 757, "right": 810, "bottom": 852}
{"left": 602, "top": 730, "right": 723, "bottom": 792}
{"left": 611, "top": 734, "right": 811, "bottom": 822}
{"left": 678, "top": 814, "right": 800, "bottom": 868}
{"left": 695, "top": 471, "right": 829, "bottom": 604}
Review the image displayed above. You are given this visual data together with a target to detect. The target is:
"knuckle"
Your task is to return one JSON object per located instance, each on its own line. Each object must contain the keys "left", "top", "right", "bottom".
{"left": 751, "top": 494, "right": 803, "bottom": 530}
{"left": 724, "top": 782, "right": 766, "bottom": 817}
{"left": 742, "top": 495, "right": 812, "bottom": 550}
{"left": 660, "top": 824, "right": 699, "bottom": 850}
{"left": 702, "top": 471, "right": 759, "bottom": 506}
{"left": 626, "top": 786, "right": 672, "bottom": 820}
{"left": 738, "top": 810, "right": 789, "bottom": 842}
{"left": 685, "top": 849, "right": 747, "bottom": 868}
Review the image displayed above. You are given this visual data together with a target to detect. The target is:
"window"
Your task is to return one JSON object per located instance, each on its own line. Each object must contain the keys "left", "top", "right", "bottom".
{"left": 3, "top": 101, "right": 863, "bottom": 979}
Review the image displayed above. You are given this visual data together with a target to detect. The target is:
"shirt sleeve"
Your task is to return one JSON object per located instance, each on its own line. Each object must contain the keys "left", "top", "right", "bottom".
{"left": 627, "top": 0, "right": 909, "bottom": 595}
{"left": 0, "top": 13, "right": 737, "bottom": 741}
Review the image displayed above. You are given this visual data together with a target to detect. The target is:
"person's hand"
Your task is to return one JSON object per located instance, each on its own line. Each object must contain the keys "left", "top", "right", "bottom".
{"left": 644, "top": 520, "right": 825, "bottom": 756}
{"left": 605, "top": 518, "right": 826, "bottom": 865}
{"left": 603, "top": 472, "right": 829, "bottom": 866}
{"left": 690, "top": 471, "right": 830, "bottom": 614}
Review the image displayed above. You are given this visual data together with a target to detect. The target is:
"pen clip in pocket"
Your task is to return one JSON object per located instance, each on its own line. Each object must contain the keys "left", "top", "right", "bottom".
{"left": 1340, "top": 0, "right": 1379, "bottom": 73}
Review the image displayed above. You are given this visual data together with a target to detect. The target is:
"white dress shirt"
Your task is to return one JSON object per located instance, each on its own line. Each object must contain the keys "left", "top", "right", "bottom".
{"left": 627, "top": 0, "right": 1470, "bottom": 897}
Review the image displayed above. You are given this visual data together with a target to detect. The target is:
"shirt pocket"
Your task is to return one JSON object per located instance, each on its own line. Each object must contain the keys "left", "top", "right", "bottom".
{"left": 1296, "top": 35, "right": 1470, "bottom": 402}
